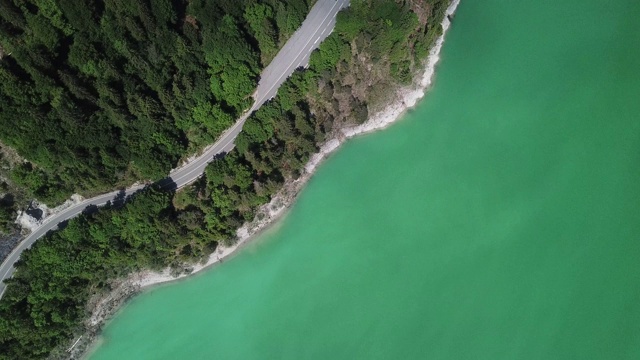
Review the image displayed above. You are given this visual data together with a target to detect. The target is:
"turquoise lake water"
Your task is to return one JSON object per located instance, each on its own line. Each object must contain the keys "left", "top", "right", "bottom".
{"left": 91, "top": 0, "right": 640, "bottom": 358}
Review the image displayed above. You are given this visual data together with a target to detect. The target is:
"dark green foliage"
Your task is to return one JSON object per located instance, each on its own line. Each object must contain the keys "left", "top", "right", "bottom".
{"left": 203, "top": 14, "right": 259, "bottom": 111}
{"left": 309, "top": 33, "right": 350, "bottom": 71}
{"left": 0, "top": 147, "right": 25, "bottom": 234}
{"left": 10, "top": 162, "right": 72, "bottom": 205}
{"left": 184, "top": 70, "right": 323, "bottom": 242}
{"left": 309, "top": 0, "right": 450, "bottom": 125}
{"left": 0, "top": 187, "right": 216, "bottom": 359}
{"left": 244, "top": 3, "right": 278, "bottom": 64}
{"left": 331, "top": 0, "right": 427, "bottom": 80}
{"left": 0, "top": 0, "right": 313, "bottom": 205}
{"left": 0, "top": 192, "right": 16, "bottom": 234}
{"left": 0, "top": 68, "right": 326, "bottom": 360}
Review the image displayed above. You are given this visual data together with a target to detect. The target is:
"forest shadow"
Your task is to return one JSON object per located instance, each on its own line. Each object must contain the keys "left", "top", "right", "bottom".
{"left": 25, "top": 203, "right": 43, "bottom": 221}
{"left": 108, "top": 189, "right": 129, "bottom": 208}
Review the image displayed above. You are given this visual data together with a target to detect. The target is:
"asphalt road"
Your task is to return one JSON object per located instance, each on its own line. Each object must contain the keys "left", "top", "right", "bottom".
{"left": 168, "top": 0, "right": 349, "bottom": 189}
{"left": 0, "top": 0, "right": 349, "bottom": 299}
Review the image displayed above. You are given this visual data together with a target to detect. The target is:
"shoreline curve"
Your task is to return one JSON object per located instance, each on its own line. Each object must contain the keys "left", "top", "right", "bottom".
{"left": 82, "top": 0, "right": 462, "bottom": 356}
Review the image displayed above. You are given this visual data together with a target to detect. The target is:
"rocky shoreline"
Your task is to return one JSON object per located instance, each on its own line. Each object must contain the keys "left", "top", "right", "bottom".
{"left": 68, "top": 1, "right": 461, "bottom": 358}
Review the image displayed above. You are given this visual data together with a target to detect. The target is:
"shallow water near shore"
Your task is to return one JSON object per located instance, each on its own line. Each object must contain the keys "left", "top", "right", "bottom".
{"left": 91, "top": 0, "right": 640, "bottom": 359}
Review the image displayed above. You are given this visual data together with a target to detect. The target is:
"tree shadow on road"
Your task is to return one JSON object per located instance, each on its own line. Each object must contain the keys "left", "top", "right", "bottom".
{"left": 55, "top": 219, "right": 69, "bottom": 232}
{"left": 108, "top": 189, "right": 129, "bottom": 208}
{"left": 157, "top": 177, "right": 178, "bottom": 192}
{"left": 81, "top": 204, "right": 99, "bottom": 216}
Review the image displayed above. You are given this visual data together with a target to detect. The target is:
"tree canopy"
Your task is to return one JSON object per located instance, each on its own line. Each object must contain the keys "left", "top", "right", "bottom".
{"left": 0, "top": 0, "right": 313, "bottom": 234}
{"left": 0, "top": 0, "right": 451, "bottom": 358}
{"left": 0, "top": 0, "right": 312, "bottom": 205}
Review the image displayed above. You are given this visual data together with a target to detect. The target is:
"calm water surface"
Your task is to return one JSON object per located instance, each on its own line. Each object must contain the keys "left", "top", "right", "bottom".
{"left": 91, "top": 0, "right": 640, "bottom": 358}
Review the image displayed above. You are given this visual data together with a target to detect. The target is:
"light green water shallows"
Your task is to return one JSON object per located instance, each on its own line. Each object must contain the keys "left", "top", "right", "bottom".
{"left": 91, "top": 0, "right": 640, "bottom": 359}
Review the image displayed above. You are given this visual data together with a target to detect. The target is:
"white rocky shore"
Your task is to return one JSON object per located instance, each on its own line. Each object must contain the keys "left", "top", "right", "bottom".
{"left": 71, "top": 1, "right": 461, "bottom": 358}
{"left": 130, "top": 0, "right": 459, "bottom": 292}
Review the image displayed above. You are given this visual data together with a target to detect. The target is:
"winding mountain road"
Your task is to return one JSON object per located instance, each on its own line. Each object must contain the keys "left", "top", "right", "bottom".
{"left": 0, "top": 0, "right": 349, "bottom": 299}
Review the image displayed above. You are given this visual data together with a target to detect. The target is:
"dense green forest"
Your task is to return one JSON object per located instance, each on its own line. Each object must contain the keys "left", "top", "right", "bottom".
{"left": 0, "top": 0, "right": 311, "bottom": 207}
{"left": 0, "top": 190, "right": 16, "bottom": 234}
{"left": 0, "top": 0, "right": 450, "bottom": 358}
{"left": 0, "top": 142, "right": 28, "bottom": 235}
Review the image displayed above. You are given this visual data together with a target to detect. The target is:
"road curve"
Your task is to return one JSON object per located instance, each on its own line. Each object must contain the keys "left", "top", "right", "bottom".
{"left": 0, "top": 0, "right": 349, "bottom": 299}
